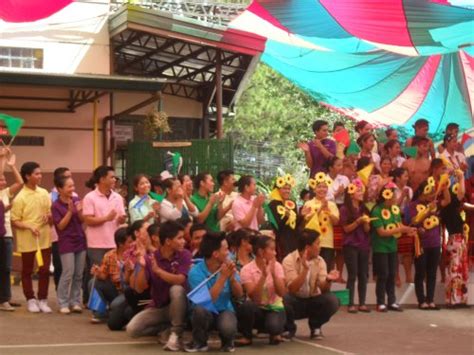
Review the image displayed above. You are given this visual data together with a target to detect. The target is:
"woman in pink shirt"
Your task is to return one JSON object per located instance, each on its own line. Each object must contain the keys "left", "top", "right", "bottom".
{"left": 238, "top": 235, "right": 287, "bottom": 346}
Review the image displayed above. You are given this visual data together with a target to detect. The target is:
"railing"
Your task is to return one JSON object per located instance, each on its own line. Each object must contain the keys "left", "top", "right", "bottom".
{"left": 110, "top": 0, "right": 250, "bottom": 26}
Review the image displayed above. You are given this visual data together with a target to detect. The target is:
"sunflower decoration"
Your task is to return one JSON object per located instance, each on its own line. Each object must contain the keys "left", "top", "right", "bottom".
{"left": 347, "top": 183, "right": 357, "bottom": 194}
{"left": 391, "top": 205, "right": 400, "bottom": 215}
{"left": 381, "top": 208, "right": 392, "bottom": 220}
{"left": 429, "top": 215, "right": 439, "bottom": 227}
{"left": 275, "top": 177, "right": 286, "bottom": 189}
{"left": 276, "top": 200, "right": 297, "bottom": 230}
{"left": 452, "top": 182, "right": 459, "bottom": 194}
{"left": 284, "top": 174, "right": 296, "bottom": 187}
{"left": 423, "top": 184, "right": 433, "bottom": 195}
{"left": 427, "top": 176, "right": 435, "bottom": 187}
{"left": 382, "top": 189, "right": 394, "bottom": 200}
{"left": 416, "top": 204, "right": 427, "bottom": 214}
{"left": 314, "top": 172, "right": 327, "bottom": 183}
{"left": 276, "top": 205, "right": 286, "bottom": 216}
{"left": 320, "top": 225, "right": 329, "bottom": 235}
{"left": 308, "top": 178, "right": 317, "bottom": 190}
{"left": 320, "top": 214, "right": 330, "bottom": 225}
{"left": 284, "top": 200, "right": 296, "bottom": 210}
{"left": 393, "top": 223, "right": 402, "bottom": 238}
{"left": 423, "top": 218, "right": 434, "bottom": 230}
{"left": 385, "top": 223, "right": 397, "bottom": 234}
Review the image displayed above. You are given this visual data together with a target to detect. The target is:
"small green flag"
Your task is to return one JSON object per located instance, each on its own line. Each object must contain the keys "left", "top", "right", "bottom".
{"left": 0, "top": 113, "right": 24, "bottom": 136}
{"left": 263, "top": 202, "right": 279, "bottom": 230}
{"left": 402, "top": 146, "right": 418, "bottom": 158}
{"left": 375, "top": 130, "right": 388, "bottom": 144}
{"left": 346, "top": 139, "right": 361, "bottom": 155}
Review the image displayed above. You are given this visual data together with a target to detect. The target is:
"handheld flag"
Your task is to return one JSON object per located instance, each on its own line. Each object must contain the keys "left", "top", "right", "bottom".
{"left": 187, "top": 267, "right": 221, "bottom": 314}
{"left": 35, "top": 239, "right": 43, "bottom": 267}
{"left": 333, "top": 129, "right": 350, "bottom": 147}
{"left": 263, "top": 202, "right": 279, "bottom": 230}
{"left": 0, "top": 114, "right": 24, "bottom": 137}
{"left": 461, "top": 133, "right": 471, "bottom": 146}
{"left": 0, "top": 127, "right": 7, "bottom": 135}
{"left": 402, "top": 146, "right": 418, "bottom": 158}
{"left": 346, "top": 140, "right": 361, "bottom": 155}
{"left": 133, "top": 195, "right": 148, "bottom": 209}
{"left": 88, "top": 278, "right": 107, "bottom": 315}
{"left": 436, "top": 173, "right": 450, "bottom": 196}
{"left": 357, "top": 163, "right": 374, "bottom": 186}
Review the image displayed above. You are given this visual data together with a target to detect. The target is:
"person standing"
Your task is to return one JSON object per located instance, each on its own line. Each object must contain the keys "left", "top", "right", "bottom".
{"left": 11, "top": 162, "right": 53, "bottom": 313}
{"left": 298, "top": 120, "right": 336, "bottom": 176}
{"left": 52, "top": 176, "right": 87, "bottom": 314}
{"left": 217, "top": 170, "right": 238, "bottom": 232}
{"left": 191, "top": 172, "right": 221, "bottom": 232}
{"left": 232, "top": 175, "right": 265, "bottom": 231}
{"left": 82, "top": 166, "right": 126, "bottom": 303}
{"left": 0, "top": 149, "right": 23, "bottom": 312}
{"left": 128, "top": 174, "right": 160, "bottom": 224}
{"left": 405, "top": 119, "right": 436, "bottom": 160}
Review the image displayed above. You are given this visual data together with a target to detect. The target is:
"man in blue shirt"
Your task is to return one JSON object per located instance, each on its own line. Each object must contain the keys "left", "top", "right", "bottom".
{"left": 185, "top": 232, "right": 244, "bottom": 353}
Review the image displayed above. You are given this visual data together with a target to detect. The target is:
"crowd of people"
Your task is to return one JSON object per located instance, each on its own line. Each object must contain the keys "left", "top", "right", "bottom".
{"left": 0, "top": 118, "right": 472, "bottom": 352}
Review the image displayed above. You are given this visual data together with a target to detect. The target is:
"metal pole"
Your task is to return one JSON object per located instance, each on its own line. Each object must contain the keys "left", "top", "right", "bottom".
{"left": 215, "top": 49, "right": 223, "bottom": 139}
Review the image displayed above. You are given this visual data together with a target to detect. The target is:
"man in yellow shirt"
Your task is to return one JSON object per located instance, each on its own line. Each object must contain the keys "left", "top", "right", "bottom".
{"left": 11, "top": 162, "right": 52, "bottom": 313}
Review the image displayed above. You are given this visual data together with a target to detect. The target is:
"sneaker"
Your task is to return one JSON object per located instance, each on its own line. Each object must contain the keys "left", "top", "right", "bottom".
{"left": 310, "top": 328, "right": 324, "bottom": 340}
{"left": 163, "top": 332, "right": 182, "bottom": 352}
{"left": 220, "top": 343, "right": 235, "bottom": 352}
{"left": 27, "top": 299, "right": 40, "bottom": 313}
{"left": 184, "top": 342, "right": 209, "bottom": 353}
{"left": 38, "top": 300, "right": 52, "bottom": 313}
{"left": 388, "top": 303, "right": 403, "bottom": 312}
{"left": 71, "top": 305, "right": 82, "bottom": 313}
{"left": 0, "top": 302, "right": 15, "bottom": 312}
{"left": 59, "top": 307, "right": 71, "bottom": 314}
{"left": 376, "top": 304, "right": 388, "bottom": 313}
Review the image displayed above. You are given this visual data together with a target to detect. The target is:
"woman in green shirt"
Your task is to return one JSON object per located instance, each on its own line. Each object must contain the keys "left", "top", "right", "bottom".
{"left": 370, "top": 182, "right": 416, "bottom": 312}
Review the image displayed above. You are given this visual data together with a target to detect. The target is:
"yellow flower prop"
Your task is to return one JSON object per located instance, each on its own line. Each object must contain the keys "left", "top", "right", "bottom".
{"left": 315, "top": 172, "right": 327, "bottom": 183}
{"left": 416, "top": 204, "right": 427, "bottom": 214}
{"left": 284, "top": 174, "right": 296, "bottom": 187}
{"left": 382, "top": 189, "right": 394, "bottom": 200}
{"left": 308, "top": 179, "right": 317, "bottom": 190}
{"left": 423, "top": 218, "right": 434, "bottom": 230}
{"left": 347, "top": 183, "right": 357, "bottom": 194}
{"left": 429, "top": 215, "right": 439, "bottom": 227}
{"left": 275, "top": 177, "right": 286, "bottom": 189}
{"left": 320, "top": 214, "right": 330, "bottom": 225}
{"left": 423, "top": 184, "right": 433, "bottom": 195}
{"left": 391, "top": 205, "right": 400, "bottom": 215}
{"left": 381, "top": 209, "right": 391, "bottom": 220}
{"left": 277, "top": 205, "right": 286, "bottom": 216}
{"left": 464, "top": 223, "right": 470, "bottom": 237}
{"left": 452, "top": 183, "right": 459, "bottom": 194}
{"left": 427, "top": 176, "right": 435, "bottom": 187}
{"left": 284, "top": 200, "right": 296, "bottom": 210}
{"left": 325, "top": 177, "right": 333, "bottom": 187}
{"left": 385, "top": 223, "right": 397, "bottom": 234}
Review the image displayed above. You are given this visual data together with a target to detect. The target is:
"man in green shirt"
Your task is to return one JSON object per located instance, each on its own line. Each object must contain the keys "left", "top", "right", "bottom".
{"left": 190, "top": 172, "right": 222, "bottom": 232}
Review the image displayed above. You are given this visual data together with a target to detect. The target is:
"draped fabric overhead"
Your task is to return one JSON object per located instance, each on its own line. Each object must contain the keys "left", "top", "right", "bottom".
{"left": 0, "top": 0, "right": 74, "bottom": 22}
{"left": 229, "top": 0, "right": 474, "bottom": 133}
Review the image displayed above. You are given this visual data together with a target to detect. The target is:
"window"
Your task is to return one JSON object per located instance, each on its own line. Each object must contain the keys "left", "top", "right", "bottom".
{"left": 0, "top": 47, "right": 43, "bottom": 69}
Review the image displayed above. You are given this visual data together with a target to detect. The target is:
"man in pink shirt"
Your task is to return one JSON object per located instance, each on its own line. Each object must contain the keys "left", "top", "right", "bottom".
{"left": 82, "top": 166, "right": 126, "bottom": 302}
{"left": 231, "top": 175, "right": 265, "bottom": 231}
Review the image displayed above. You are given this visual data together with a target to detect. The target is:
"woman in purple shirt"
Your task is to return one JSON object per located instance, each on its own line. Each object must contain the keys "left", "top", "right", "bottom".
{"left": 52, "top": 176, "right": 87, "bottom": 314}
{"left": 406, "top": 179, "right": 449, "bottom": 310}
{"left": 340, "top": 179, "right": 371, "bottom": 313}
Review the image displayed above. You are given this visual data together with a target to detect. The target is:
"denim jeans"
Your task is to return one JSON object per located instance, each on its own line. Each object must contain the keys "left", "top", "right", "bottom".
{"left": 414, "top": 247, "right": 441, "bottom": 304}
{"left": 236, "top": 300, "right": 286, "bottom": 339}
{"left": 126, "top": 285, "right": 187, "bottom": 337}
{"left": 190, "top": 306, "right": 237, "bottom": 347}
{"left": 343, "top": 245, "right": 369, "bottom": 306}
{"left": 57, "top": 250, "right": 86, "bottom": 308}
{"left": 283, "top": 293, "right": 339, "bottom": 334}
{"left": 83, "top": 248, "right": 112, "bottom": 303}
{"left": 0, "top": 237, "right": 13, "bottom": 303}
{"left": 108, "top": 293, "right": 135, "bottom": 331}
{"left": 373, "top": 252, "right": 397, "bottom": 305}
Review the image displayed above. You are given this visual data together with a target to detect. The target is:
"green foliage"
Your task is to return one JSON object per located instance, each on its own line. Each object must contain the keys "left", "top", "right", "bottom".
{"left": 225, "top": 63, "right": 352, "bottom": 190}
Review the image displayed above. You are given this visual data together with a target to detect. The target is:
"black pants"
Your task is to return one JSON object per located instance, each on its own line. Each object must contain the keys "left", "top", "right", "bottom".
{"left": 343, "top": 246, "right": 369, "bottom": 306}
{"left": 51, "top": 241, "right": 62, "bottom": 290}
{"left": 0, "top": 237, "right": 13, "bottom": 303}
{"left": 414, "top": 247, "right": 440, "bottom": 304}
{"left": 191, "top": 306, "right": 237, "bottom": 347}
{"left": 237, "top": 300, "right": 286, "bottom": 339}
{"left": 373, "top": 252, "right": 397, "bottom": 306}
{"left": 283, "top": 293, "right": 339, "bottom": 334}
{"left": 320, "top": 247, "right": 335, "bottom": 271}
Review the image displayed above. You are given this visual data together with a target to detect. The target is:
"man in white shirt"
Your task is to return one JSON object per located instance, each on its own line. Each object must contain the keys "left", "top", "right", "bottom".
{"left": 217, "top": 170, "right": 238, "bottom": 232}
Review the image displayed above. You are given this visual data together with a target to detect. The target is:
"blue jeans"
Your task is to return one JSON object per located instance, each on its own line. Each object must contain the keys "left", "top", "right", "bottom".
{"left": 191, "top": 307, "right": 237, "bottom": 347}
{"left": 0, "top": 237, "right": 13, "bottom": 303}
{"left": 57, "top": 250, "right": 86, "bottom": 308}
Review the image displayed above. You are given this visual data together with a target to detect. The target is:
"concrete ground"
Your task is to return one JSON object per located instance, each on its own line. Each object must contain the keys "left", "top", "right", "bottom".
{"left": 0, "top": 282, "right": 473, "bottom": 355}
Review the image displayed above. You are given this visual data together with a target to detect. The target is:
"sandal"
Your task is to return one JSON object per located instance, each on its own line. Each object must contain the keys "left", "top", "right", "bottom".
{"left": 358, "top": 305, "right": 371, "bottom": 313}
{"left": 348, "top": 306, "right": 358, "bottom": 313}
{"left": 376, "top": 304, "right": 388, "bottom": 312}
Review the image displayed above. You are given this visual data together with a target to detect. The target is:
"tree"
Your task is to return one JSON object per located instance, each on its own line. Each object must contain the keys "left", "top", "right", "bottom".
{"left": 225, "top": 63, "right": 352, "bottom": 187}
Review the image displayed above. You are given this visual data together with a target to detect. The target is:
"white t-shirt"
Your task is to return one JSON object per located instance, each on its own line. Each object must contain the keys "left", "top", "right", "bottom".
{"left": 0, "top": 187, "right": 13, "bottom": 237}
{"left": 219, "top": 190, "right": 238, "bottom": 231}
{"left": 440, "top": 150, "right": 466, "bottom": 172}
{"left": 327, "top": 174, "right": 350, "bottom": 205}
